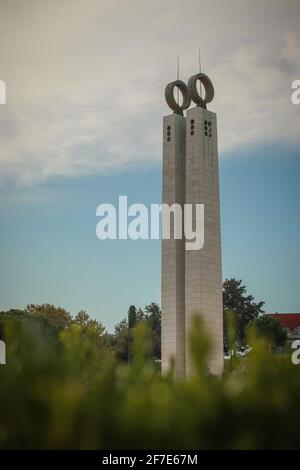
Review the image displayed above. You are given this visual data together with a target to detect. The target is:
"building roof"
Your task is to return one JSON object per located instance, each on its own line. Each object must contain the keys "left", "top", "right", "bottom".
{"left": 269, "top": 313, "right": 300, "bottom": 328}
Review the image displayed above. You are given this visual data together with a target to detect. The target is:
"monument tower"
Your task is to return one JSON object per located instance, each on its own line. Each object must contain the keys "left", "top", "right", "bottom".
{"left": 161, "top": 70, "right": 223, "bottom": 377}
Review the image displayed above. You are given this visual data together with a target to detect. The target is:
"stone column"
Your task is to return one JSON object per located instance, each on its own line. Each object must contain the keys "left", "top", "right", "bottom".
{"left": 185, "top": 107, "right": 223, "bottom": 376}
{"left": 161, "top": 113, "right": 186, "bottom": 378}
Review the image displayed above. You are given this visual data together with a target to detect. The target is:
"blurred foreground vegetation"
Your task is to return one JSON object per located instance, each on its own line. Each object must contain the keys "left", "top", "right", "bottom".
{"left": 0, "top": 311, "right": 299, "bottom": 450}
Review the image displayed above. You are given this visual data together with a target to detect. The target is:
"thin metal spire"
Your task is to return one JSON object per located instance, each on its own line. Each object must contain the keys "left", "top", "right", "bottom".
{"left": 198, "top": 49, "right": 203, "bottom": 98}
{"left": 177, "top": 56, "right": 180, "bottom": 104}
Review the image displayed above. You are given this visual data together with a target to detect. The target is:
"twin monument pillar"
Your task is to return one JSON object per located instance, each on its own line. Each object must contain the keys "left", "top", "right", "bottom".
{"left": 161, "top": 73, "right": 223, "bottom": 377}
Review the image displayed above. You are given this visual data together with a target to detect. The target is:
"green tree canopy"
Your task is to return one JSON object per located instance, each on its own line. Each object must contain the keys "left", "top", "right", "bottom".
{"left": 25, "top": 303, "right": 73, "bottom": 331}
{"left": 113, "top": 303, "right": 162, "bottom": 363}
{"left": 74, "top": 310, "right": 105, "bottom": 336}
{"left": 251, "top": 314, "right": 287, "bottom": 350}
{"left": 223, "top": 278, "right": 265, "bottom": 348}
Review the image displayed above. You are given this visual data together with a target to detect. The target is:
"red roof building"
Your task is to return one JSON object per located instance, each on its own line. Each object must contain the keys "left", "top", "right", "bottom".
{"left": 269, "top": 313, "right": 300, "bottom": 337}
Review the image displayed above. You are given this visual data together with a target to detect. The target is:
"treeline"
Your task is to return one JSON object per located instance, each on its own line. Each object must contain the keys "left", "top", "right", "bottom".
{"left": 0, "top": 279, "right": 287, "bottom": 364}
{"left": 0, "top": 302, "right": 162, "bottom": 364}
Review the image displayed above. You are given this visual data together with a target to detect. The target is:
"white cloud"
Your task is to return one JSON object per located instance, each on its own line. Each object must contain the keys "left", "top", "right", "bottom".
{"left": 0, "top": 0, "right": 299, "bottom": 185}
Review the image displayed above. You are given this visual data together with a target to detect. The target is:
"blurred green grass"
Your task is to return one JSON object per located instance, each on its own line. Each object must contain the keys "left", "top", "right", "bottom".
{"left": 0, "top": 316, "right": 299, "bottom": 449}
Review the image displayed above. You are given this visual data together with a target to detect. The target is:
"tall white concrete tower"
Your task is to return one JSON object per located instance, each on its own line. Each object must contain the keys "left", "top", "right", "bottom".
{"left": 161, "top": 112, "right": 186, "bottom": 378}
{"left": 161, "top": 72, "right": 223, "bottom": 377}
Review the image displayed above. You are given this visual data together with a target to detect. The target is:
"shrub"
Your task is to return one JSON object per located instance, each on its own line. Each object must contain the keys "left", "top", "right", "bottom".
{"left": 0, "top": 316, "right": 299, "bottom": 449}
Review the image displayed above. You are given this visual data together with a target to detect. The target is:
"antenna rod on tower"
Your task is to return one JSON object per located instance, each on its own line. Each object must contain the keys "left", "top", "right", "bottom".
{"left": 177, "top": 56, "right": 180, "bottom": 104}
{"left": 198, "top": 49, "right": 203, "bottom": 99}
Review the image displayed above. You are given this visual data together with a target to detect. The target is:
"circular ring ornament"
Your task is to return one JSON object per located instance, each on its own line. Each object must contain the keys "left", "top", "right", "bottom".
{"left": 165, "top": 80, "right": 191, "bottom": 115}
{"left": 187, "top": 73, "right": 214, "bottom": 109}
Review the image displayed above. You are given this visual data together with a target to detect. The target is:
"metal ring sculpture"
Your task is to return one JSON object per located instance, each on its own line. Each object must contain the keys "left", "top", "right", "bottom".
{"left": 164, "top": 80, "right": 191, "bottom": 115}
{"left": 187, "top": 73, "right": 214, "bottom": 109}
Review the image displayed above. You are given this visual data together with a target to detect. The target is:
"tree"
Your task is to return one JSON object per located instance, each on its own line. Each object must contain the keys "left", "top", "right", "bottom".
{"left": 1, "top": 305, "right": 106, "bottom": 353}
{"left": 251, "top": 315, "right": 287, "bottom": 350}
{"left": 25, "top": 304, "right": 73, "bottom": 331}
{"left": 223, "top": 279, "right": 265, "bottom": 348}
{"left": 144, "top": 303, "right": 161, "bottom": 359}
{"left": 113, "top": 318, "right": 129, "bottom": 362}
{"left": 73, "top": 310, "right": 105, "bottom": 337}
{"left": 127, "top": 305, "right": 137, "bottom": 362}
{"left": 0, "top": 308, "right": 59, "bottom": 347}
{"left": 112, "top": 303, "right": 162, "bottom": 363}
{"left": 128, "top": 305, "right": 137, "bottom": 329}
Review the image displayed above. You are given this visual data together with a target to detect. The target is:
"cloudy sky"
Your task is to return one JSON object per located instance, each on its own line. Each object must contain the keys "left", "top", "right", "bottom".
{"left": 0, "top": 0, "right": 299, "bottom": 329}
